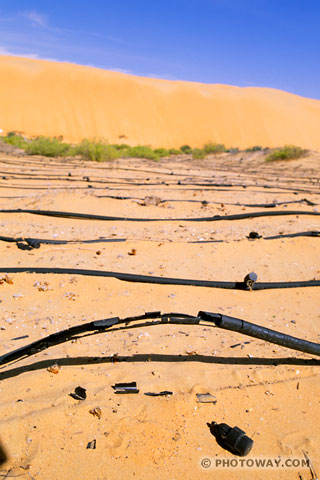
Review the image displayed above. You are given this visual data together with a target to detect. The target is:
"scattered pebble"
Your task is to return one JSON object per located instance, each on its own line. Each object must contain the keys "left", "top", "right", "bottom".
{"left": 89, "top": 407, "right": 102, "bottom": 419}
{"left": 0, "top": 275, "right": 13, "bottom": 285}
{"left": 12, "top": 293, "right": 23, "bottom": 299}
{"left": 47, "top": 364, "right": 60, "bottom": 374}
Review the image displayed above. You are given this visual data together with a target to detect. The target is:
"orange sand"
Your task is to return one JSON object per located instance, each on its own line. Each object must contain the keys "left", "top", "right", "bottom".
{"left": 1, "top": 55, "right": 320, "bottom": 149}
{"left": 0, "top": 150, "right": 319, "bottom": 479}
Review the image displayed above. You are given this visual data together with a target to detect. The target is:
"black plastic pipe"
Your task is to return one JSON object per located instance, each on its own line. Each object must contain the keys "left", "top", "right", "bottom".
{"left": 0, "top": 311, "right": 319, "bottom": 368}
{"left": 0, "top": 209, "right": 319, "bottom": 222}
{"left": 198, "top": 312, "right": 320, "bottom": 357}
{"left": 0, "top": 267, "right": 319, "bottom": 290}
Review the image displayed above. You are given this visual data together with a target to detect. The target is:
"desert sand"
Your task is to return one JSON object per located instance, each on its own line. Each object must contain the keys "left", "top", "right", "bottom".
{"left": 0, "top": 146, "right": 319, "bottom": 479}
{"left": 1, "top": 55, "right": 320, "bottom": 149}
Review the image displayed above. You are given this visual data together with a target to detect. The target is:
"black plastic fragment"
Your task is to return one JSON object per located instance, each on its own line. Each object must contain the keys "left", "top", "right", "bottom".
{"left": 25, "top": 238, "right": 41, "bottom": 249}
{"left": 208, "top": 421, "right": 253, "bottom": 456}
{"left": 196, "top": 393, "right": 217, "bottom": 404}
{"left": 247, "top": 231, "right": 262, "bottom": 239}
{"left": 86, "top": 439, "right": 96, "bottom": 449}
{"left": 112, "top": 382, "right": 139, "bottom": 394}
{"left": 70, "top": 386, "right": 87, "bottom": 400}
{"left": 230, "top": 341, "right": 250, "bottom": 349}
{"left": 144, "top": 391, "right": 173, "bottom": 396}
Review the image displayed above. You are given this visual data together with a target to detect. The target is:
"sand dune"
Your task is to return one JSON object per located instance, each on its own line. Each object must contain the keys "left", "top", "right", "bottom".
{"left": 0, "top": 54, "right": 320, "bottom": 149}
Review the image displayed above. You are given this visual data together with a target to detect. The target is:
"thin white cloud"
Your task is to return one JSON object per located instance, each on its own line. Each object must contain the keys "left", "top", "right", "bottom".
{"left": 24, "top": 11, "right": 48, "bottom": 28}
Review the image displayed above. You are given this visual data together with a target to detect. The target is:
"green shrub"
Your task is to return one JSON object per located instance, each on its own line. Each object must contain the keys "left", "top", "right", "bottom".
{"left": 24, "top": 136, "right": 72, "bottom": 157}
{"left": 168, "top": 148, "right": 180, "bottom": 155}
{"left": 180, "top": 145, "right": 192, "bottom": 154}
{"left": 154, "top": 148, "right": 169, "bottom": 157}
{"left": 111, "top": 143, "right": 130, "bottom": 151}
{"left": 2, "top": 133, "right": 28, "bottom": 149}
{"left": 75, "top": 139, "right": 119, "bottom": 161}
{"left": 203, "top": 142, "right": 226, "bottom": 154}
{"left": 192, "top": 148, "right": 206, "bottom": 159}
{"left": 125, "top": 145, "right": 159, "bottom": 160}
{"left": 245, "top": 145, "right": 263, "bottom": 152}
{"left": 265, "top": 145, "right": 307, "bottom": 162}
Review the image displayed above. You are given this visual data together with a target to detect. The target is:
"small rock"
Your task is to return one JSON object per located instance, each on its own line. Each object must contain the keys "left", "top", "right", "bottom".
{"left": 89, "top": 407, "right": 102, "bottom": 419}
{"left": 47, "top": 364, "right": 60, "bottom": 374}
{"left": 142, "top": 195, "right": 162, "bottom": 206}
{"left": 12, "top": 293, "right": 23, "bottom": 299}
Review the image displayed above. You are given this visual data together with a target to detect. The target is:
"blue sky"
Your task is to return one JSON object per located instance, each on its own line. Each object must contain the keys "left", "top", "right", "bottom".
{"left": 0, "top": 0, "right": 320, "bottom": 99}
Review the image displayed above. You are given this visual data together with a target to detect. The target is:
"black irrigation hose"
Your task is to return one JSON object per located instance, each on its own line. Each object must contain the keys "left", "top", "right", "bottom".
{"left": 265, "top": 231, "right": 320, "bottom": 240}
{"left": 0, "top": 310, "right": 319, "bottom": 367}
{"left": 96, "top": 195, "right": 317, "bottom": 208}
{"left": 1, "top": 231, "right": 319, "bottom": 249}
{"left": 0, "top": 267, "right": 319, "bottom": 290}
{"left": 0, "top": 235, "right": 126, "bottom": 248}
{"left": 1, "top": 209, "right": 319, "bottom": 222}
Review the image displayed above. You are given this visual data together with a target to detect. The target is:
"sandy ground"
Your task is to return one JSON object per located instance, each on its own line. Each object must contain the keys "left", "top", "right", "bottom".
{"left": 1, "top": 55, "right": 320, "bottom": 149}
{"left": 0, "top": 149, "right": 319, "bottom": 480}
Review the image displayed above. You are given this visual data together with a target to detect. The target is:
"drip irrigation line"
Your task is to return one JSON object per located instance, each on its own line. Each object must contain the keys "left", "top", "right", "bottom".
{"left": 0, "top": 209, "right": 319, "bottom": 222}
{"left": 0, "top": 267, "right": 319, "bottom": 290}
{"left": 1, "top": 183, "right": 319, "bottom": 196}
{"left": 95, "top": 196, "right": 317, "bottom": 208}
{"left": 0, "top": 230, "right": 319, "bottom": 249}
{"left": 2, "top": 174, "right": 320, "bottom": 194}
{"left": 0, "top": 310, "right": 319, "bottom": 368}
{"left": 264, "top": 231, "right": 320, "bottom": 240}
{"left": 2, "top": 165, "right": 319, "bottom": 187}
{"left": 0, "top": 235, "right": 126, "bottom": 248}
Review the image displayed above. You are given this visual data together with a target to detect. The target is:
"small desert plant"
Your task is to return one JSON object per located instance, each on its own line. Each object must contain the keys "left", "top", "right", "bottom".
{"left": 168, "top": 148, "right": 180, "bottom": 155}
{"left": 245, "top": 145, "right": 263, "bottom": 152}
{"left": 180, "top": 144, "right": 192, "bottom": 154}
{"left": 203, "top": 142, "right": 226, "bottom": 154}
{"left": 192, "top": 148, "right": 206, "bottom": 159}
{"left": 75, "top": 139, "right": 119, "bottom": 161}
{"left": 111, "top": 143, "right": 130, "bottom": 151}
{"left": 125, "top": 145, "right": 159, "bottom": 160}
{"left": 265, "top": 145, "right": 307, "bottom": 162}
{"left": 2, "top": 133, "right": 28, "bottom": 149}
{"left": 153, "top": 148, "right": 169, "bottom": 157}
{"left": 25, "top": 136, "right": 72, "bottom": 157}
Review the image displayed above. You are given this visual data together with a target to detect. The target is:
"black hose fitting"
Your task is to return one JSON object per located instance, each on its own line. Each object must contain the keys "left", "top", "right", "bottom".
{"left": 208, "top": 422, "right": 253, "bottom": 456}
{"left": 244, "top": 272, "right": 258, "bottom": 290}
